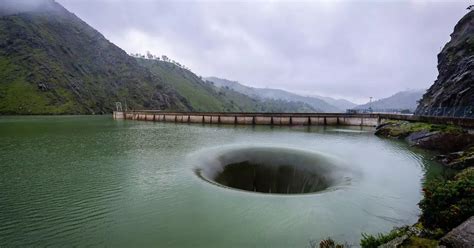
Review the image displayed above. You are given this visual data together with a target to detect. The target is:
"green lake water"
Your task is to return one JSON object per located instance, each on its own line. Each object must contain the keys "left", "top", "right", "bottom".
{"left": 0, "top": 116, "right": 443, "bottom": 247}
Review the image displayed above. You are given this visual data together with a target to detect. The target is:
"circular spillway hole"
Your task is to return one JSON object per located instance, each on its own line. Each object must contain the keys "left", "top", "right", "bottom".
{"left": 195, "top": 147, "right": 350, "bottom": 195}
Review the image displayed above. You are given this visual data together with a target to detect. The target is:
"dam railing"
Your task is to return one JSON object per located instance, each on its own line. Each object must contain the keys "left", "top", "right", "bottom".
{"left": 113, "top": 111, "right": 474, "bottom": 128}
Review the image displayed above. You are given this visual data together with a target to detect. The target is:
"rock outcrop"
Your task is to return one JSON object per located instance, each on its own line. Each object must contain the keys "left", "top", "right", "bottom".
{"left": 375, "top": 121, "right": 474, "bottom": 153}
{"left": 437, "top": 147, "right": 474, "bottom": 169}
{"left": 440, "top": 216, "right": 474, "bottom": 248}
{"left": 415, "top": 10, "right": 474, "bottom": 117}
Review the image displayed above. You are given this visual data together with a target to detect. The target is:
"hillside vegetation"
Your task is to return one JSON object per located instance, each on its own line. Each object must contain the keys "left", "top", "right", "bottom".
{"left": 354, "top": 90, "right": 425, "bottom": 112}
{"left": 0, "top": 0, "right": 191, "bottom": 114}
{"left": 139, "top": 59, "right": 317, "bottom": 112}
{"left": 205, "top": 76, "right": 352, "bottom": 112}
{"left": 0, "top": 0, "right": 315, "bottom": 115}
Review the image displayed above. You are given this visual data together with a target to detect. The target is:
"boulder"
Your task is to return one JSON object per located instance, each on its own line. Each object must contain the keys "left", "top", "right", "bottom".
{"left": 405, "top": 131, "right": 439, "bottom": 146}
{"left": 440, "top": 216, "right": 474, "bottom": 248}
{"left": 378, "top": 235, "right": 408, "bottom": 248}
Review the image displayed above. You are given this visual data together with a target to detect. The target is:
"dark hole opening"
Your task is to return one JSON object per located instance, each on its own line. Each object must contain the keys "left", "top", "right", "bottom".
{"left": 213, "top": 161, "right": 330, "bottom": 194}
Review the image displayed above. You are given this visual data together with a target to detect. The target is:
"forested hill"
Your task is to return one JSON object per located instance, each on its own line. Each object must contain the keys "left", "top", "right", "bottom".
{"left": 0, "top": 0, "right": 192, "bottom": 114}
{"left": 205, "top": 76, "right": 355, "bottom": 112}
{"left": 355, "top": 90, "right": 425, "bottom": 112}
{"left": 0, "top": 0, "right": 314, "bottom": 114}
{"left": 137, "top": 58, "right": 317, "bottom": 113}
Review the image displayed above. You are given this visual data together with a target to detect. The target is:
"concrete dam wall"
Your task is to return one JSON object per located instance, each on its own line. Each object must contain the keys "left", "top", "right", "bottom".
{"left": 113, "top": 111, "right": 474, "bottom": 128}
{"left": 114, "top": 111, "right": 380, "bottom": 126}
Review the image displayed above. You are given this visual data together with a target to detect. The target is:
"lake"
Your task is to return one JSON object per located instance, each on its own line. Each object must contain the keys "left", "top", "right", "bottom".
{"left": 0, "top": 116, "right": 443, "bottom": 247}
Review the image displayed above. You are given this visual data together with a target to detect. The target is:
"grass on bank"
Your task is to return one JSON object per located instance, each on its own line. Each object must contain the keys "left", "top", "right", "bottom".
{"left": 358, "top": 167, "right": 474, "bottom": 248}
{"left": 379, "top": 120, "right": 463, "bottom": 138}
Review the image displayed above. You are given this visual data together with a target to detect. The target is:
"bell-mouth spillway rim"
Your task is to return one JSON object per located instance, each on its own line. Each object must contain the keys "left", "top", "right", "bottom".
{"left": 193, "top": 146, "right": 352, "bottom": 195}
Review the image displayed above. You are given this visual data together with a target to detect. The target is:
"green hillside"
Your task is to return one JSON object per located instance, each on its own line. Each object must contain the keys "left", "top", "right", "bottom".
{"left": 137, "top": 58, "right": 316, "bottom": 113}
{"left": 0, "top": 0, "right": 316, "bottom": 115}
{"left": 137, "top": 59, "right": 237, "bottom": 112}
{"left": 0, "top": 0, "right": 190, "bottom": 114}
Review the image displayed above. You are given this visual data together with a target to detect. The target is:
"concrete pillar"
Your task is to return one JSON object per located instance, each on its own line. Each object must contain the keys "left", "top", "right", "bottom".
{"left": 255, "top": 116, "right": 272, "bottom": 125}
{"left": 220, "top": 116, "right": 235, "bottom": 124}
{"left": 211, "top": 116, "right": 220, "bottom": 124}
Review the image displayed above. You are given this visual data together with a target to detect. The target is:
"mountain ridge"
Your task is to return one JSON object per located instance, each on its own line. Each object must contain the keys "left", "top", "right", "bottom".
{"left": 0, "top": 0, "right": 193, "bottom": 114}
{"left": 0, "top": 0, "right": 318, "bottom": 114}
{"left": 355, "top": 89, "right": 425, "bottom": 112}
{"left": 205, "top": 76, "right": 356, "bottom": 112}
{"left": 137, "top": 58, "right": 317, "bottom": 112}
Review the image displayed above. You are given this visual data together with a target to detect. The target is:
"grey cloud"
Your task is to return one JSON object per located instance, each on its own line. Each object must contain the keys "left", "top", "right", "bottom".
{"left": 57, "top": 0, "right": 467, "bottom": 103}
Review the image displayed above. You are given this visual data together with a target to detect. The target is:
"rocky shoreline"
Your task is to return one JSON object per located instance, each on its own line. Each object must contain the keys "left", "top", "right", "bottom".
{"left": 311, "top": 120, "right": 473, "bottom": 248}
{"left": 375, "top": 121, "right": 474, "bottom": 166}
{"left": 370, "top": 120, "right": 474, "bottom": 248}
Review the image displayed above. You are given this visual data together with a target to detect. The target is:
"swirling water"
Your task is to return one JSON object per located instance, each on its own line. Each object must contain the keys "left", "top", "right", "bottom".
{"left": 0, "top": 116, "right": 443, "bottom": 247}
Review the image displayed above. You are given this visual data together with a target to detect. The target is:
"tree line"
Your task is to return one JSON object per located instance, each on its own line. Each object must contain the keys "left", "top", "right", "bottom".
{"left": 129, "top": 51, "right": 191, "bottom": 71}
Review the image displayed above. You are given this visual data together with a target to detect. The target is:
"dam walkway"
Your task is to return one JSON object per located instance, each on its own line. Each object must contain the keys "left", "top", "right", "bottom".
{"left": 113, "top": 111, "right": 474, "bottom": 128}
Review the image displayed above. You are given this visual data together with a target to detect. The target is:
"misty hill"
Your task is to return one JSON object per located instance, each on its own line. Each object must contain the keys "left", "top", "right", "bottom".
{"left": 205, "top": 77, "right": 355, "bottom": 112}
{"left": 137, "top": 59, "right": 317, "bottom": 112}
{"left": 0, "top": 0, "right": 316, "bottom": 114}
{"left": 415, "top": 10, "right": 474, "bottom": 117}
{"left": 0, "top": 0, "right": 193, "bottom": 114}
{"left": 355, "top": 90, "right": 425, "bottom": 112}
{"left": 311, "top": 95, "right": 356, "bottom": 111}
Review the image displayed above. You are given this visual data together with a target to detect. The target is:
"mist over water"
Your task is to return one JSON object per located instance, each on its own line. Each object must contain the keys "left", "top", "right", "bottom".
{"left": 0, "top": 116, "right": 443, "bottom": 247}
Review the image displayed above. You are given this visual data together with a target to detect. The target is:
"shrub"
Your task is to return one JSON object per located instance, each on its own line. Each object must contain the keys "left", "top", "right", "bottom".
{"left": 360, "top": 227, "right": 408, "bottom": 248}
{"left": 319, "top": 238, "right": 345, "bottom": 248}
{"left": 403, "top": 237, "right": 438, "bottom": 247}
{"left": 419, "top": 167, "right": 474, "bottom": 231}
{"left": 307, "top": 238, "right": 346, "bottom": 248}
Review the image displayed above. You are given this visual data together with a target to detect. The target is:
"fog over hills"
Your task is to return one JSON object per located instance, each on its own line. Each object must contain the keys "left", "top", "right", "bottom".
{"left": 205, "top": 77, "right": 357, "bottom": 112}
{"left": 0, "top": 0, "right": 318, "bottom": 114}
{"left": 355, "top": 89, "right": 425, "bottom": 112}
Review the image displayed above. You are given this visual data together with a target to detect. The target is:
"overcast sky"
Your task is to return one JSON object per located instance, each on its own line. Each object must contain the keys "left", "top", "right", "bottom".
{"left": 58, "top": 0, "right": 468, "bottom": 103}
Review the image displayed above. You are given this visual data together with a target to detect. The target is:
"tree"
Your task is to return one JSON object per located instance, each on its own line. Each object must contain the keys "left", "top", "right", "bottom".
{"left": 161, "top": 55, "right": 169, "bottom": 62}
{"left": 146, "top": 51, "right": 153, "bottom": 59}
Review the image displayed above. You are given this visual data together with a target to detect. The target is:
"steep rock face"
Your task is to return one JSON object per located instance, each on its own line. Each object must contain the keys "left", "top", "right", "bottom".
{"left": 415, "top": 10, "right": 474, "bottom": 117}
{"left": 0, "top": 0, "right": 191, "bottom": 114}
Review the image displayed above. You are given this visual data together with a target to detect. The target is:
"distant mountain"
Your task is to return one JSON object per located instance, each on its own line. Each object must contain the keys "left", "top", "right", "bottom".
{"left": 205, "top": 77, "right": 355, "bottom": 112}
{"left": 0, "top": 0, "right": 317, "bottom": 114}
{"left": 354, "top": 90, "right": 425, "bottom": 112}
{"left": 137, "top": 59, "right": 317, "bottom": 112}
{"left": 310, "top": 95, "right": 357, "bottom": 111}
